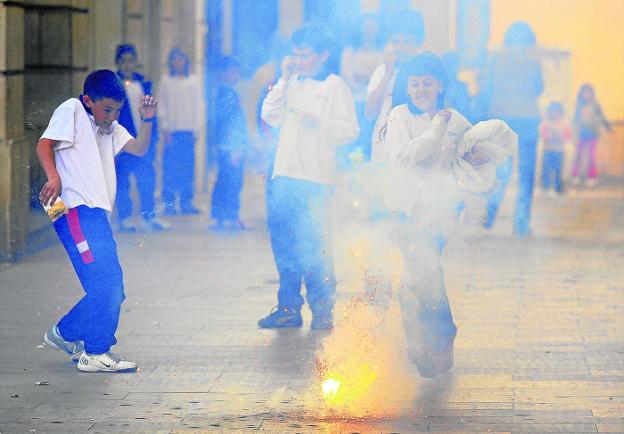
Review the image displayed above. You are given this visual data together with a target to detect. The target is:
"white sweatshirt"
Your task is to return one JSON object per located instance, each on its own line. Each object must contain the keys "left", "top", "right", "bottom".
{"left": 261, "top": 74, "right": 359, "bottom": 185}
{"left": 384, "top": 104, "right": 516, "bottom": 229}
{"left": 384, "top": 105, "right": 471, "bottom": 225}
{"left": 157, "top": 74, "right": 201, "bottom": 132}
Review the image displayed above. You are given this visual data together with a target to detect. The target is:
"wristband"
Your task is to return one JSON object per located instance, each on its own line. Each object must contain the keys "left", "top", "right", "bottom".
{"left": 142, "top": 116, "right": 157, "bottom": 123}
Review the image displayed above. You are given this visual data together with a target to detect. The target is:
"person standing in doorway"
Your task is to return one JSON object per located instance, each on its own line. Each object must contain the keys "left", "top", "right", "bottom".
{"left": 484, "top": 22, "right": 543, "bottom": 236}
{"left": 158, "top": 48, "right": 202, "bottom": 215}
{"left": 114, "top": 44, "right": 171, "bottom": 232}
{"left": 210, "top": 57, "right": 249, "bottom": 231}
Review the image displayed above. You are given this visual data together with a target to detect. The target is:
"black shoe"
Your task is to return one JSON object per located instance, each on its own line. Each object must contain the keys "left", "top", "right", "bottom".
{"left": 258, "top": 307, "right": 302, "bottom": 329}
{"left": 180, "top": 204, "right": 200, "bottom": 215}
{"left": 310, "top": 312, "right": 333, "bottom": 330}
{"left": 411, "top": 334, "right": 456, "bottom": 378}
{"left": 208, "top": 221, "right": 225, "bottom": 232}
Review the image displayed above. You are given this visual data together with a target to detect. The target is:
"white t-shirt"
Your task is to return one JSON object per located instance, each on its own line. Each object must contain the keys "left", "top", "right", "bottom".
{"left": 40, "top": 98, "right": 134, "bottom": 212}
{"left": 366, "top": 63, "right": 397, "bottom": 165}
{"left": 157, "top": 74, "right": 201, "bottom": 132}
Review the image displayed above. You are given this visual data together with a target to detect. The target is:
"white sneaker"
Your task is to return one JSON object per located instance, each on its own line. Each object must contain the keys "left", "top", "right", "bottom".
{"left": 140, "top": 216, "right": 172, "bottom": 232}
{"left": 77, "top": 351, "right": 138, "bottom": 373}
{"left": 44, "top": 325, "right": 83, "bottom": 361}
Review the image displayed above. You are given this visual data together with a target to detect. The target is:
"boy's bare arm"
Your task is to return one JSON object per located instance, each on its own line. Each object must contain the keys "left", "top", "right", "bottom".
{"left": 36, "top": 138, "right": 62, "bottom": 205}
{"left": 123, "top": 95, "right": 158, "bottom": 156}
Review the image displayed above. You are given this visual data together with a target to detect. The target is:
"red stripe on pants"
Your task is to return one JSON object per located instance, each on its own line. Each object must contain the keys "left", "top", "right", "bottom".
{"left": 66, "top": 208, "right": 95, "bottom": 264}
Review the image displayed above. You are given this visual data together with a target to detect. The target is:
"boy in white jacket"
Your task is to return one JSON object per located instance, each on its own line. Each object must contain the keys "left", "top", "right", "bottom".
{"left": 259, "top": 24, "right": 359, "bottom": 330}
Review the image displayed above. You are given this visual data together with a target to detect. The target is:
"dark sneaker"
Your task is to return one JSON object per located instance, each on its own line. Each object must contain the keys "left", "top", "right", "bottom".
{"left": 433, "top": 335, "right": 455, "bottom": 374}
{"left": 411, "top": 334, "right": 456, "bottom": 378}
{"left": 118, "top": 218, "right": 137, "bottom": 233}
{"left": 258, "top": 307, "right": 302, "bottom": 329}
{"left": 310, "top": 312, "right": 333, "bottom": 330}
{"left": 229, "top": 220, "right": 247, "bottom": 231}
{"left": 412, "top": 353, "right": 437, "bottom": 378}
{"left": 180, "top": 204, "right": 200, "bottom": 215}
{"left": 208, "top": 221, "right": 225, "bottom": 232}
{"left": 44, "top": 325, "right": 83, "bottom": 361}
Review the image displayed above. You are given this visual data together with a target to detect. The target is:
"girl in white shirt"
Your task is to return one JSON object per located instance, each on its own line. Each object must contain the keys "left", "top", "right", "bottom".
{"left": 381, "top": 53, "right": 495, "bottom": 378}
{"left": 158, "top": 48, "right": 202, "bottom": 215}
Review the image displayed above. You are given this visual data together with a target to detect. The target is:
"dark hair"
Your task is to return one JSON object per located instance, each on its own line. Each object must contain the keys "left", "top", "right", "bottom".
{"left": 503, "top": 22, "right": 536, "bottom": 48}
{"left": 115, "top": 43, "right": 137, "bottom": 63}
{"left": 291, "top": 23, "right": 335, "bottom": 54}
{"left": 574, "top": 83, "right": 596, "bottom": 119}
{"left": 83, "top": 69, "right": 126, "bottom": 102}
{"left": 391, "top": 52, "right": 448, "bottom": 112}
{"left": 384, "top": 9, "right": 425, "bottom": 46}
{"left": 351, "top": 13, "right": 383, "bottom": 49}
{"left": 546, "top": 101, "right": 564, "bottom": 115}
{"left": 168, "top": 48, "right": 191, "bottom": 77}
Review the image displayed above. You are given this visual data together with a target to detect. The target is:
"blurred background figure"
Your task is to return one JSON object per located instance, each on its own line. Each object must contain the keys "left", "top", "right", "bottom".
{"left": 365, "top": 8, "right": 425, "bottom": 165}
{"left": 339, "top": 13, "right": 383, "bottom": 164}
{"left": 483, "top": 21, "right": 543, "bottom": 236}
{"left": 159, "top": 48, "right": 202, "bottom": 216}
{"left": 210, "top": 57, "right": 249, "bottom": 231}
{"left": 114, "top": 43, "right": 170, "bottom": 233}
{"left": 539, "top": 101, "right": 572, "bottom": 196}
{"left": 570, "top": 83, "right": 612, "bottom": 189}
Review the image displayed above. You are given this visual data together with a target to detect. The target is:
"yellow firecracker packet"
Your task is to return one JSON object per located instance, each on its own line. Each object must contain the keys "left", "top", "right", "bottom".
{"left": 43, "top": 197, "right": 69, "bottom": 222}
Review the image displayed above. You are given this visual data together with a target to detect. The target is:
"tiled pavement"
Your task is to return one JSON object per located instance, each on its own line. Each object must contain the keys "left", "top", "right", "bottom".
{"left": 1, "top": 174, "right": 623, "bottom": 433}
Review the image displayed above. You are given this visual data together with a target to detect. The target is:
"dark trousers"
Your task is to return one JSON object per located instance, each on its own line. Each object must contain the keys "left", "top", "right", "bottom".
{"left": 211, "top": 150, "right": 244, "bottom": 221}
{"left": 541, "top": 150, "right": 564, "bottom": 192}
{"left": 267, "top": 176, "right": 335, "bottom": 315}
{"left": 54, "top": 206, "right": 125, "bottom": 355}
{"left": 485, "top": 118, "right": 539, "bottom": 236}
{"left": 162, "top": 131, "right": 196, "bottom": 209}
{"left": 115, "top": 151, "right": 156, "bottom": 221}
{"left": 395, "top": 224, "right": 457, "bottom": 358}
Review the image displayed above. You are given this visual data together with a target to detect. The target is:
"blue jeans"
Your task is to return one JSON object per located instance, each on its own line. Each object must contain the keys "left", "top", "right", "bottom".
{"left": 115, "top": 149, "right": 157, "bottom": 221}
{"left": 485, "top": 118, "right": 539, "bottom": 236}
{"left": 54, "top": 206, "right": 125, "bottom": 354}
{"left": 211, "top": 150, "right": 244, "bottom": 221}
{"left": 162, "top": 131, "right": 196, "bottom": 209}
{"left": 387, "top": 216, "right": 457, "bottom": 358}
{"left": 541, "top": 150, "right": 564, "bottom": 192}
{"left": 267, "top": 177, "right": 335, "bottom": 315}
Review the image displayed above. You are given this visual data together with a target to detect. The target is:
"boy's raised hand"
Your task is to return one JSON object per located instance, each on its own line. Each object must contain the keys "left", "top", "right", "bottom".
{"left": 281, "top": 56, "right": 295, "bottom": 81}
{"left": 139, "top": 95, "right": 158, "bottom": 120}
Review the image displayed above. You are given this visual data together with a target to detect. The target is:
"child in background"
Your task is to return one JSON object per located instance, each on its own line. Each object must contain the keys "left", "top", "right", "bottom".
{"left": 364, "top": 9, "right": 425, "bottom": 165}
{"left": 339, "top": 13, "right": 383, "bottom": 162}
{"left": 37, "top": 70, "right": 158, "bottom": 372}
{"left": 210, "top": 57, "right": 249, "bottom": 231}
{"left": 540, "top": 102, "right": 572, "bottom": 195}
{"left": 571, "top": 83, "right": 612, "bottom": 188}
{"left": 158, "top": 48, "right": 202, "bottom": 215}
{"left": 259, "top": 24, "right": 359, "bottom": 330}
{"left": 114, "top": 44, "right": 170, "bottom": 232}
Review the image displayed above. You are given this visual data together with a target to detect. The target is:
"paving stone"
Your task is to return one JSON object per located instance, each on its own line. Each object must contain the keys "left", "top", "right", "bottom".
{"left": 0, "top": 176, "right": 623, "bottom": 432}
